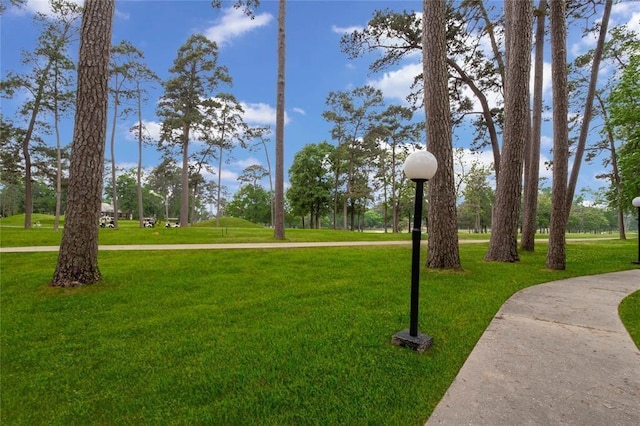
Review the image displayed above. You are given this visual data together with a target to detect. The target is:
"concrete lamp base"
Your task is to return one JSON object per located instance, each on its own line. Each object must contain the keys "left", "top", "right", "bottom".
{"left": 392, "top": 329, "right": 434, "bottom": 353}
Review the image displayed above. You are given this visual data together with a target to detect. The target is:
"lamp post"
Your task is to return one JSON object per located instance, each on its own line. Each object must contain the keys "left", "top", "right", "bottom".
{"left": 392, "top": 150, "right": 437, "bottom": 353}
{"left": 633, "top": 197, "right": 640, "bottom": 265}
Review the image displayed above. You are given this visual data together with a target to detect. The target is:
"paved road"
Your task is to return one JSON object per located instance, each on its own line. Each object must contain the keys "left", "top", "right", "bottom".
{"left": 427, "top": 269, "right": 640, "bottom": 425}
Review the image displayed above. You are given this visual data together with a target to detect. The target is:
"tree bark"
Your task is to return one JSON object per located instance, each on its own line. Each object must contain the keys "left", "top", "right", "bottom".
{"left": 521, "top": 0, "right": 547, "bottom": 251}
{"left": 565, "top": 0, "right": 612, "bottom": 217}
{"left": 109, "top": 81, "right": 120, "bottom": 228}
{"left": 423, "top": 0, "right": 461, "bottom": 269}
{"left": 137, "top": 83, "right": 144, "bottom": 228}
{"left": 274, "top": 0, "right": 286, "bottom": 239}
{"left": 485, "top": 0, "right": 532, "bottom": 262}
{"left": 597, "top": 94, "right": 625, "bottom": 240}
{"left": 546, "top": 0, "right": 569, "bottom": 270}
{"left": 180, "top": 123, "right": 190, "bottom": 227}
{"left": 51, "top": 0, "right": 114, "bottom": 287}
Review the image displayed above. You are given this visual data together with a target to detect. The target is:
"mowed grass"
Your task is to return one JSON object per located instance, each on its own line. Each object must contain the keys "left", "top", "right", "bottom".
{"left": 1, "top": 214, "right": 627, "bottom": 248}
{"left": 1, "top": 239, "right": 639, "bottom": 425}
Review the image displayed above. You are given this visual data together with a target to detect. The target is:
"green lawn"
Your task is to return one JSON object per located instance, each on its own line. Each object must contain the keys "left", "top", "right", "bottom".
{"left": 1, "top": 214, "right": 628, "bottom": 248}
{"left": 1, "top": 235, "right": 638, "bottom": 424}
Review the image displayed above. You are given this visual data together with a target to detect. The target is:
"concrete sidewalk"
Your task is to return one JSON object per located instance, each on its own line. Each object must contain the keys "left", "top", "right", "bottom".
{"left": 427, "top": 269, "right": 640, "bottom": 425}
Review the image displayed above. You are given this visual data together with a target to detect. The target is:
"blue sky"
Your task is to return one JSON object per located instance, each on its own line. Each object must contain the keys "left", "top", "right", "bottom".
{"left": 2, "top": 0, "right": 639, "bottom": 202}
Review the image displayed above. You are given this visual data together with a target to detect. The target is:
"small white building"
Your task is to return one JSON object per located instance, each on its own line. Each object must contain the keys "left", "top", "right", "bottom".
{"left": 101, "top": 203, "right": 125, "bottom": 218}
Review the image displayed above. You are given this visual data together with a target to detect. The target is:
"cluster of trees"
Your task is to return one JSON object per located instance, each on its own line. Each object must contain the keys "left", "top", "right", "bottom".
{"left": 1, "top": 0, "right": 639, "bottom": 286}
{"left": 338, "top": 0, "right": 639, "bottom": 269}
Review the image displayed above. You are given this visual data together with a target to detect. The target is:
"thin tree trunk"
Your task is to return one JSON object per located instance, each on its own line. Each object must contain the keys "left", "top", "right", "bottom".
{"left": 260, "top": 137, "right": 274, "bottom": 227}
{"left": 180, "top": 123, "right": 190, "bottom": 227}
{"left": 216, "top": 144, "right": 224, "bottom": 227}
{"left": 423, "top": 0, "right": 461, "bottom": 269}
{"left": 475, "top": 0, "right": 506, "bottom": 85}
{"left": 109, "top": 84, "right": 119, "bottom": 228}
{"left": 485, "top": 0, "right": 532, "bottom": 262}
{"left": 597, "top": 94, "right": 626, "bottom": 240}
{"left": 447, "top": 59, "right": 501, "bottom": 177}
{"left": 546, "top": 0, "right": 569, "bottom": 270}
{"left": 565, "top": 0, "right": 612, "bottom": 216}
{"left": 521, "top": 0, "right": 547, "bottom": 251}
{"left": 137, "top": 83, "right": 144, "bottom": 228}
{"left": 54, "top": 66, "right": 62, "bottom": 232}
{"left": 51, "top": 0, "right": 114, "bottom": 287}
{"left": 274, "top": 0, "right": 286, "bottom": 239}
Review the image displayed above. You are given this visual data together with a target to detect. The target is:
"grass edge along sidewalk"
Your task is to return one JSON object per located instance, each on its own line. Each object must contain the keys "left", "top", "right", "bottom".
{"left": 1, "top": 240, "right": 639, "bottom": 424}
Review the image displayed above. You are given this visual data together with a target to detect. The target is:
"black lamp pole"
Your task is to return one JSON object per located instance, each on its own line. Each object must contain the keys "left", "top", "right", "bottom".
{"left": 392, "top": 176, "right": 433, "bottom": 352}
{"left": 409, "top": 178, "right": 426, "bottom": 336}
{"left": 634, "top": 205, "right": 640, "bottom": 265}
{"left": 392, "top": 150, "right": 436, "bottom": 353}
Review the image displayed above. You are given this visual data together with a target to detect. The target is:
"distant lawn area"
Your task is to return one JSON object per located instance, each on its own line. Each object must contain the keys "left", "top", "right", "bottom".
{"left": 1, "top": 234, "right": 638, "bottom": 424}
{"left": 0, "top": 213, "right": 628, "bottom": 248}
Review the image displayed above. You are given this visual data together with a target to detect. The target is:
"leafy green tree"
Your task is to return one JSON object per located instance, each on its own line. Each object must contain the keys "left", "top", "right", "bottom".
{"left": 608, "top": 54, "right": 640, "bottom": 211}
{"left": 323, "top": 86, "right": 383, "bottom": 230}
{"left": 287, "top": 142, "right": 334, "bottom": 229}
{"left": 157, "top": 34, "right": 231, "bottom": 227}
{"left": 107, "top": 41, "right": 157, "bottom": 227}
{"left": 461, "top": 162, "right": 493, "bottom": 233}
{"left": 104, "top": 171, "right": 137, "bottom": 218}
{"left": 147, "top": 158, "right": 182, "bottom": 220}
{"left": 370, "top": 105, "right": 420, "bottom": 233}
{"left": 0, "top": 183, "right": 24, "bottom": 217}
{"left": 565, "top": 0, "right": 613, "bottom": 216}
{"left": 199, "top": 93, "right": 253, "bottom": 226}
{"left": 0, "top": 118, "right": 25, "bottom": 186}
{"left": 226, "top": 184, "right": 271, "bottom": 225}
{"left": 339, "top": 5, "right": 504, "bottom": 175}
{"left": 0, "top": 0, "right": 81, "bottom": 228}
{"left": 129, "top": 57, "right": 161, "bottom": 227}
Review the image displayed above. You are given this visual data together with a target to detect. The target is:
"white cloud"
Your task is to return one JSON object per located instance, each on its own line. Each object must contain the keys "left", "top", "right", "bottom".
{"left": 240, "top": 102, "right": 289, "bottom": 125}
{"left": 611, "top": 2, "right": 640, "bottom": 33}
{"left": 367, "top": 62, "right": 422, "bottom": 104}
{"left": 624, "top": 11, "right": 640, "bottom": 34}
{"left": 292, "top": 107, "right": 306, "bottom": 116}
{"left": 126, "top": 120, "right": 162, "bottom": 142}
{"left": 16, "top": 0, "right": 82, "bottom": 16}
{"left": 233, "top": 157, "right": 263, "bottom": 170}
{"left": 114, "top": 9, "right": 130, "bottom": 21}
{"left": 331, "top": 24, "right": 363, "bottom": 35}
{"left": 204, "top": 7, "right": 273, "bottom": 46}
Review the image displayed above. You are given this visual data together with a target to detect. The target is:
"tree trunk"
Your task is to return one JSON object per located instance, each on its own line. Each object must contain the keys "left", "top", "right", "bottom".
{"left": 137, "top": 84, "right": 144, "bottom": 228}
{"left": 51, "top": 0, "right": 114, "bottom": 287}
{"left": 447, "top": 58, "right": 501, "bottom": 177}
{"left": 180, "top": 123, "right": 190, "bottom": 227}
{"left": 565, "top": 0, "right": 612, "bottom": 217}
{"left": 274, "top": 0, "right": 286, "bottom": 239}
{"left": 423, "top": 0, "right": 461, "bottom": 269}
{"left": 216, "top": 143, "right": 224, "bottom": 227}
{"left": 597, "top": 94, "right": 626, "bottom": 240}
{"left": 546, "top": 0, "right": 569, "bottom": 270}
{"left": 485, "top": 0, "right": 532, "bottom": 262}
{"left": 54, "top": 67, "right": 62, "bottom": 233}
{"left": 521, "top": 0, "right": 547, "bottom": 251}
{"left": 109, "top": 85, "right": 119, "bottom": 228}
